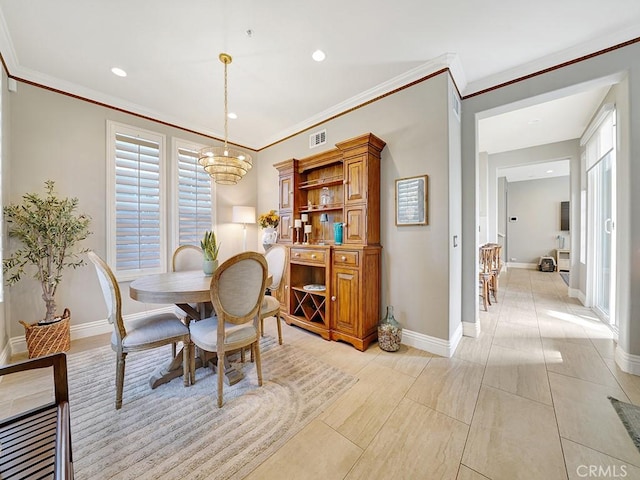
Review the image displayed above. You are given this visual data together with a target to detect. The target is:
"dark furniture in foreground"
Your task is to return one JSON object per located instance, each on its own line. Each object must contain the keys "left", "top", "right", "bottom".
{"left": 0, "top": 353, "right": 73, "bottom": 479}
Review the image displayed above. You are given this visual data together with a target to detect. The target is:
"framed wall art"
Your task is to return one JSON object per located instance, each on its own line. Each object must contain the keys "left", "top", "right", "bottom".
{"left": 395, "top": 175, "right": 428, "bottom": 226}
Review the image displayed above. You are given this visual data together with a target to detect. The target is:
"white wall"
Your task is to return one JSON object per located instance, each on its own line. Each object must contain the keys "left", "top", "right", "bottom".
{"left": 506, "top": 176, "right": 569, "bottom": 264}
{"left": 0, "top": 68, "right": 9, "bottom": 361}
{"left": 257, "top": 72, "right": 456, "bottom": 343}
{"left": 5, "top": 81, "right": 258, "bottom": 340}
{"left": 462, "top": 40, "right": 639, "bottom": 364}
{"left": 487, "top": 139, "right": 579, "bottom": 246}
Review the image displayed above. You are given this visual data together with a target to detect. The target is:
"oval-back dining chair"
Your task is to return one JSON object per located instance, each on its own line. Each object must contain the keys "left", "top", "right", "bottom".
{"left": 171, "top": 245, "right": 205, "bottom": 357}
{"left": 260, "top": 244, "right": 287, "bottom": 344}
{"left": 189, "top": 251, "right": 268, "bottom": 407}
{"left": 172, "top": 244, "right": 203, "bottom": 272}
{"left": 88, "top": 251, "right": 191, "bottom": 409}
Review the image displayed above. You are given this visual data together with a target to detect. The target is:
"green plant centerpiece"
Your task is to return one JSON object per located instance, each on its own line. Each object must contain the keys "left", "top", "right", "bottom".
{"left": 200, "top": 230, "right": 220, "bottom": 275}
{"left": 3, "top": 181, "right": 92, "bottom": 323}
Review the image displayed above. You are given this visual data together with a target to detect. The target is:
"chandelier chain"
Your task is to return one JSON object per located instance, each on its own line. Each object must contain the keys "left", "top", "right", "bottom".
{"left": 223, "top": 58, "right": 228, "bottom": 149}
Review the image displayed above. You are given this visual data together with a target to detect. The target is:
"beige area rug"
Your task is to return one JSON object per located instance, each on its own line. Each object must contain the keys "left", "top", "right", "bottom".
{"left": 66, "top": 336, "right": 357, "bottom": 480}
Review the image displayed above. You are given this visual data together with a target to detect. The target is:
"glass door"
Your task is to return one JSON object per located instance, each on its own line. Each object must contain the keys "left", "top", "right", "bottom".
{"left": 586, "top": 107, "right": 616, "bottom": 328}
{"left": 589, "top": 152, "right": 615, "bottom": 325}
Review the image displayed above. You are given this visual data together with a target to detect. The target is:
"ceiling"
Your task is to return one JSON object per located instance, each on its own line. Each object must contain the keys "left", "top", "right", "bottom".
{"left": 1, "top": 1, "right": 640, "bottom": 150}
{"left": 497, "top": 159, "right": 571, "bottom": 183}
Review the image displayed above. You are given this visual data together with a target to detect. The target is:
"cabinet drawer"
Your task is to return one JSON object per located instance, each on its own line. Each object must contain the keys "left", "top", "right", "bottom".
{"left": 290, "top": 248, "right": 325, "bottom": 264}
{"left": 333, "top": 250, "right": 359, "bottom": 267}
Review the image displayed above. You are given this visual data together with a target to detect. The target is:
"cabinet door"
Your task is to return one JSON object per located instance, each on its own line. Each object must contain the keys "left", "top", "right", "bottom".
{"left": 344, "top": 205, "right": 366, "bottom": 244}
{"left": 344, "top": 157, "right": 366, "bottom": 204}
{"left": 332, "top": 267, "right": 359, "bottom": 336}
{"left": 278, "top": 210, "right": 293, "bottom": 243}
{"left": 280, "top": 174, "right": 294, "bottom": 210}
{"left": 273, "top": 272, "right": 289, "bottom": 315}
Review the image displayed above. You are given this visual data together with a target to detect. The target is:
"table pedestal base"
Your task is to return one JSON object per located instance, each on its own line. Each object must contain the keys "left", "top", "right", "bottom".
{"left": 200, "top": 350, "right": 247, "bottom": 386}
{"left": 149, "top": 347, "right": 201, "bottom": 389}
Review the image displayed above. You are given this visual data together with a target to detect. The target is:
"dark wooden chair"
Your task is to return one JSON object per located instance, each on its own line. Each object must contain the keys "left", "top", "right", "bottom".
{"left": 0, "top": 353, "right": 73, "bottom": 479}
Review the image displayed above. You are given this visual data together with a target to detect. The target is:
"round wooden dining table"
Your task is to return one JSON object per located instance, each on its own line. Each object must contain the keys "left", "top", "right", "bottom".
{"left": 130, "top": 269, "right": 213, "bottom": 321}
{"left": 130, "top": 270, "right": 213, "bottom": 388}
{"left": 129, "top": 269, "right": 270, "bottom": 388}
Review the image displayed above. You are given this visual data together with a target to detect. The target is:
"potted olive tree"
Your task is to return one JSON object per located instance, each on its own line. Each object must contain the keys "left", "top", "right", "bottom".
{"left": 3, "top": 181, "right": 91, "bottom": 357}
{"left": 200, "top": 230, "right": 220, "bottom": 275}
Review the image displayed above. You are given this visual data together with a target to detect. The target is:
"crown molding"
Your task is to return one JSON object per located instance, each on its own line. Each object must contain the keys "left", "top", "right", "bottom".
{"left": 260, "top": 53, "right": 467, "bottom": 148}
{"left": 464, "top": 25, "right": 640, "bottom": 96}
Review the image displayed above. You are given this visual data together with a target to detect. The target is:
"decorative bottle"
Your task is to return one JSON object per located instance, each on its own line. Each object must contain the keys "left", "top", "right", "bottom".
{"left": 320, "top": 187, "right": 331, "bottom": 206}
{"left": 378, "top": 305, "right": 402, "bottom": 352}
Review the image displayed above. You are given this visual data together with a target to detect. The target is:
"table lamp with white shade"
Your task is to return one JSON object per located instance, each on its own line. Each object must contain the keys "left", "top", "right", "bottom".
{"left": 232, "top": 206, "right": 255, "bottom": 251}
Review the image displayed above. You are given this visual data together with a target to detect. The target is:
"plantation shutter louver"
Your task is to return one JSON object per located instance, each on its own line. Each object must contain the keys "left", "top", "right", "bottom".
{"left": 114, "top": 132, "right": 162, "bottom": 272}
{"left": 177, "top": 147, "right": 213, "bottom": 246}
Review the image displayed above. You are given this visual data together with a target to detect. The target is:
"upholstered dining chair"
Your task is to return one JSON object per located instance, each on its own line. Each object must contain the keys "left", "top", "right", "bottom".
{"left": 171, "top": 245, "right": 205, "bottom": 356}
{"left": 172, "top": 244, "right": 203, "bottom": 272}
{"left": 88, "top": 251, "right": 192, "bottom": 409}
{"left": 260, "top": 244, "right": 287, "bottom": 345}
{"left": 189, "top": 251, "right": 268, "bottom": 408}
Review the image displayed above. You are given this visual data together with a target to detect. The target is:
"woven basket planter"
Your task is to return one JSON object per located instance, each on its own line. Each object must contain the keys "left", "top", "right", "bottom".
{"left": 20, "top": 308, "right": 71, "bottom": 358}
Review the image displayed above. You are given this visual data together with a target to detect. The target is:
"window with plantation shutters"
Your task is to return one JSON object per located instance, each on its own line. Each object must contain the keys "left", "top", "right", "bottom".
{"left": 107, "top": 122, "right": 166, "bottom": 279}
{"left": 174, "top": 141, "right": 214, "bottom": 247}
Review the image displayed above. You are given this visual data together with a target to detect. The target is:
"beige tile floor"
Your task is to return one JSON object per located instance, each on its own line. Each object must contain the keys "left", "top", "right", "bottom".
{"left": 4, "top": 268, "right": 640, "bottom": 479}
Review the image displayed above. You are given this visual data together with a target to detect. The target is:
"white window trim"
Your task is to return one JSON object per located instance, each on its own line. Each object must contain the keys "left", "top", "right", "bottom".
{"left": 106, "top": 120, "right": 167, "bottom": 281}
{"left": 170, "top": 137, "right": 217, "bottom": 255}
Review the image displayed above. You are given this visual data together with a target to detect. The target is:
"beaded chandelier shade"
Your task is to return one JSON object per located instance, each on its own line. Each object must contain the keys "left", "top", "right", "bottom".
{"left": 198, "top": 53, "right": 253, "bottom": 185}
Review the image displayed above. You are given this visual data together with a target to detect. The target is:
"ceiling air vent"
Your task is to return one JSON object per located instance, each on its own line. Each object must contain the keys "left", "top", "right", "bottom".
{"left": 309, "top": 129, "right": 327, "bottom": 149}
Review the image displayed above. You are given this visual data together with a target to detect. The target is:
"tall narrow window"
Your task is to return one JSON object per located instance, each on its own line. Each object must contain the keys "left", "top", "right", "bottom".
{"left": 173, "top": 139, "right": 215, "bottom": 249}
{"left": 171, "top": 139, "right": 215, "bottom": 253}
{"left": 107, "top": 122, "right": 166, "bottom": 279}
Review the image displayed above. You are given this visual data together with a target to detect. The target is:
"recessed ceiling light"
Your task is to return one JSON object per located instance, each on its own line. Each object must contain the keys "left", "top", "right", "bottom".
{"left": 546, "top": 169, "right": 553, "bottom": 174}
{"left": 228, "top": 112, "right": 238, "bottom": 119}
{"left": 111, "top": 67, "right": 127, "bottom": 77}
{"left": 312, "top": 50, "right": 326, "bottom": 62}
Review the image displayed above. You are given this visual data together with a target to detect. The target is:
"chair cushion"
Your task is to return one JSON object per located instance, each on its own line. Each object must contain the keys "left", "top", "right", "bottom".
{"left": 112, "top": 313, "right": 189, "bottom": 349}
{"left": 189, "top": 316, "right": 257, "bottom": 352}
{"left": 260, "top": 295, "right": 280, "bottom": 317}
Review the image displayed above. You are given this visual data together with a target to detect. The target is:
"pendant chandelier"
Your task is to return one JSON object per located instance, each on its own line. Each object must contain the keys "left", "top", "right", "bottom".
{"left": 198, "top": 53, "right": 252, "bottom": 185}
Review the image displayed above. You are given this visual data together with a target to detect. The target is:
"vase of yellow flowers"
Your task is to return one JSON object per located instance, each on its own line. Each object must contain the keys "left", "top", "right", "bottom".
{"left": 258, "top": 210, "right": 280, "bottom": 251}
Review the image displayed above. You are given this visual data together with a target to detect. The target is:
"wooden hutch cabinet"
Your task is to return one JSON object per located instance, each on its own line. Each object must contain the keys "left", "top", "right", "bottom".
{"left": 273, "top": 133, "right": 385, "bottom": 351}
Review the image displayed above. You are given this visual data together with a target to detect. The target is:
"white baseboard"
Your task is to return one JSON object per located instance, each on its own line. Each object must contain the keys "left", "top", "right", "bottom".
{"left": 462, "top": 321, "right": 481, "bottom": 338}
{"left": 615, "top": 345, "right": 640, "bottom": 376}
{"left": 507, "top": 262, "right": 538, "bottom": 270}
{"left": 402, "top": 323, "right": 462, "bottom": 358}
{"left": 9, "top": 306, "right": 174, "bottom": 356}
{"left": 0, "top": 341, "right": 11, "bottom": 366}
{"left": 568, "top": 287, "right": 586, "bottom": 305}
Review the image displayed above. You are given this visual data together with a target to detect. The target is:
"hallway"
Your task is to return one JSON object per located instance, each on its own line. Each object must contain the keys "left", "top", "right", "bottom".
{"left": 452, "top": 267, "right": 640, "bottom": 478}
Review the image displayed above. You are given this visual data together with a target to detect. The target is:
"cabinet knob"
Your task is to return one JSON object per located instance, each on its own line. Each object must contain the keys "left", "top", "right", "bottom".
{"left": 341, "top": 256, "right": 346, "bottom": 261}
{"left": 285, "top": 285, "right": 288, "bottom": 290}
{"left": 331, "top": 296, "right": 336, "bottom": 301}
{"left": 311, "top": 254, "right": 316, "bottom": 259}
{"left": 294, "top": 253, "right": 300, "bottom": 257}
